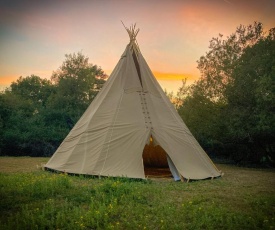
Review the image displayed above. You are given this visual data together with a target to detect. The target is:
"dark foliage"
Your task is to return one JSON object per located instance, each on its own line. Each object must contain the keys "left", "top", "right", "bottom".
{"left": 177, "top": 22, "right": 275, "bottom": 166}
{"left": 0, "top": 52, "right": 107, "bottom": 156}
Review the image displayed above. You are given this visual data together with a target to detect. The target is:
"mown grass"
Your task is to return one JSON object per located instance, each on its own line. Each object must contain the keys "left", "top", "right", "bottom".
{"left": 0, "top": 157, "right": 274, "bottom": 230}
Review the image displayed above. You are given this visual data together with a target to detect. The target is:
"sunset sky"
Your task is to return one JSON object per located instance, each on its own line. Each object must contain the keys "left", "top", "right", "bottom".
{"left": 0, "top": 0, "right": 274, "bottom": 92}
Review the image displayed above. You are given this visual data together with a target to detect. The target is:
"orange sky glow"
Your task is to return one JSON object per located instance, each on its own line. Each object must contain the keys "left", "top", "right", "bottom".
{"left": 0, "top": 0, "right": 274, "bottom": 93}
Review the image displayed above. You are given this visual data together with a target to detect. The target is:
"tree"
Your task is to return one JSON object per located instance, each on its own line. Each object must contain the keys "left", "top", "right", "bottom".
{"left": 177, "top": 23, "right": 275, "bottom": 165}
{"left": 0, "top": 76, "right": 55, "bottom": 155}
{"left": 49, "top": 52, "right": 107, "bottom": 120}
{"left": 197, "top": 22, "right": 265, "bottom": 103}
{"left": 0, "top": 52, "right": 107, "bottom": 156}
{"left": 224, "top": 28, "right": 275, "bottom": 163}
{"left": 9, "top": 75, "right": 53, "bottom": 108}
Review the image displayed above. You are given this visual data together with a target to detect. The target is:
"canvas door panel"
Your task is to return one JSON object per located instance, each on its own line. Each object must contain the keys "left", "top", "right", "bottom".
{"left": 152, "top": 127, "right": 220, "bottom": 180}
{"left": 146, "top": 94, "right": 220, "bottom": 179}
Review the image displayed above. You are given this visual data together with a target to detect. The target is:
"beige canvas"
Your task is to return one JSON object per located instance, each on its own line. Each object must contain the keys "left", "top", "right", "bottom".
{"left": 46, "top": 25, "right": 221, "bottom": 180}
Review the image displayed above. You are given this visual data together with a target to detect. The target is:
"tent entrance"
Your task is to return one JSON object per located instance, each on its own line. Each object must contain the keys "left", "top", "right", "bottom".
{"left": 142, "top": 136, "right": 179, "bottom": 180}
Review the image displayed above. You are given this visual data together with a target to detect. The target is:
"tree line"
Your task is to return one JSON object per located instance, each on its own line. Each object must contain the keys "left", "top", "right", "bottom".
{"left": 0, "top": 53, "right": 107, "bottom": 156}
{"left": 176, "top": 22, "right": 274, "bottom": 166}
{"left": 0, "top": 22, "right": 274, "bottom": 166}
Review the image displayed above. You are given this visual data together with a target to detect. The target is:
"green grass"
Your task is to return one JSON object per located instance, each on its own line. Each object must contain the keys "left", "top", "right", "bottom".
{"left": 0, "top": 157, "right": 274, "bottom": 229}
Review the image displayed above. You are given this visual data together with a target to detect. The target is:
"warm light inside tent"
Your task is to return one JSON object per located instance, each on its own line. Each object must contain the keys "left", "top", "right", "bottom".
{"left": 142, "top": 137, "right": 172, "bottom": 178}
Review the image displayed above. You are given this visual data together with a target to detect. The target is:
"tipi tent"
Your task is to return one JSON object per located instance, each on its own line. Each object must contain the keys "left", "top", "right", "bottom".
{"left": 45, "top": 24, "right": 221, "bottom": 180}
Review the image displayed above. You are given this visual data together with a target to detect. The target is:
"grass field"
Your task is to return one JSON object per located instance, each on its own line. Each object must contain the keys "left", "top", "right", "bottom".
{"left": 0, "top": 157, "right": 274, "bottom": 230}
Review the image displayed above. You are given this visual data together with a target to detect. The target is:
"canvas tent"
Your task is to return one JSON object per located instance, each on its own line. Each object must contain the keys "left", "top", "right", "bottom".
{"left": 45, "top": 24, "right": 221, "bottom": 180}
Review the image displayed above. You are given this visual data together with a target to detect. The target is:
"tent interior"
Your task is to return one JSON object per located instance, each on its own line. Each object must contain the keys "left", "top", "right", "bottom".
{"left": 142, "top": 136, "right": 178, "bottom": 180}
